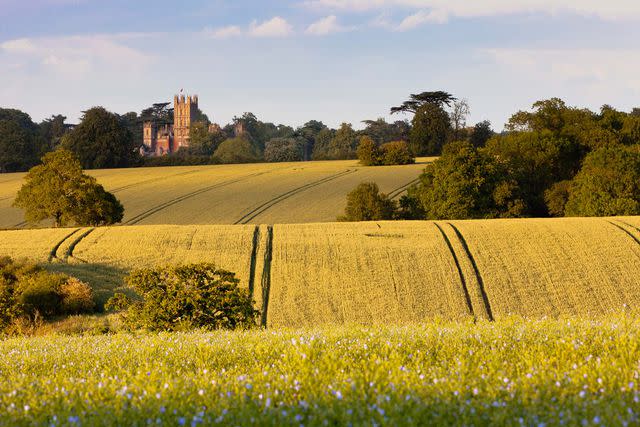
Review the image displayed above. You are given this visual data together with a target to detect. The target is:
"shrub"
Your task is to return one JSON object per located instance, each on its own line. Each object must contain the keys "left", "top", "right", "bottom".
{"left": 60, "top": 278, "right": 96, "bottom": 314}
{"left": 380, "top": 141, "right": 414, "bottom": 165}
{"left": 356, "top": 136, "right": 381, "bottom": 166}
{"left": 339, "top": 182, "right": 396, "bottom": 221}
{"left": 15, "top": 271, "right": 66, "bottom": 318}
{"left": 104, "top": 292, "right": 132, "bottom": 312}
{"left": 124, "top": 263, "right": 259, "bottom": 331}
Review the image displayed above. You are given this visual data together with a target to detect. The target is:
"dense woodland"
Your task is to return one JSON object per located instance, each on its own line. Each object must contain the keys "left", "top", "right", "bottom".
{"left": 2, "top": 92, "right": 640, "bottom": 220}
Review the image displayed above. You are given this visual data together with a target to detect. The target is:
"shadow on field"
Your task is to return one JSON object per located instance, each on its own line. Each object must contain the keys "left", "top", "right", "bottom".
{"left": 43, "top": 263, "right": 134, "bottom": 309}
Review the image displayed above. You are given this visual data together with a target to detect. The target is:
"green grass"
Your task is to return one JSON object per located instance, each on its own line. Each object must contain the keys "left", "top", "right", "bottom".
{"left": 1, "top": 317, "right": 639, "bottom": 426}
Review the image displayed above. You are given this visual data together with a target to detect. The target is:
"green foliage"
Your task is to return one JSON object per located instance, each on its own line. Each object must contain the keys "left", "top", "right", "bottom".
{"left": 356, "top": 136, "right": 380, "bottom": 166}
{"left": 212, "top": 136, "right": 262, "bottom": 164}
{"left": 186, "top": 121, "right": 225, "bottom": 156}
{"left": 13, "top": 149, "right": 124, "bottom": 226}
{"left": 104, "top": 292, "right": 132, "bottom": 312}
{"left": 328, "top": 123, "right": 358, "bottom": 160}
{"left": 361, "top": 118, "right": 410, "bottom": 145}
{"left": 408, "top": 141, "right": 525, "bottom": 219}
{"left": 469, "top": 120, "right": 493, "bottom": 147}
{"left": 380, "top": 141, "right": 414, "bottom": 165}
{"left": 295, "top": 120, "right": 326, "bottom": 160}
{"left": 544, "top": 180, "right": 572, "bottom": 217}
{"left": 0, "top": 108, "right": 41, "bottom": 172}
{"left": 61, "top": 106, "right": 138, "bottom": 169}
{"left": 391, "top": 90, "right": 456, "bottom": 114}
{"left": 264, "top": 137, "right": 305, "bottom": 162}
{"left": 124, "top": 263, "right": 259, "bottom": 331}
{"left": 311, "top": 128, "right": 335, "bottom": 160}
{"left": 0, "top": 257, "right": 95, "bottom": 331}
{"left": 38, "top": 114, "right": 70, "bottom": 153}
{"left": 339, "top": 182, "right": 396, "bottom": 221}
{"left": 565, "top": 146, "right": 640, "bottom": 216}
{"left": 409, "top": 103, "right": 451, "bottom": 156}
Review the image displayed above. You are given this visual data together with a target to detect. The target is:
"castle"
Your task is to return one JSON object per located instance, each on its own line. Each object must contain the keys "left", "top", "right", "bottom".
{"left": 142, "top": 94, "right": 200, "bottom": 156}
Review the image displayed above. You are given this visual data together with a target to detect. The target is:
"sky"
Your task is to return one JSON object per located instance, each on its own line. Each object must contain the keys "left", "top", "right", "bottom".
{"left": 1, "top": 0, "right": 639, "bottom": 130}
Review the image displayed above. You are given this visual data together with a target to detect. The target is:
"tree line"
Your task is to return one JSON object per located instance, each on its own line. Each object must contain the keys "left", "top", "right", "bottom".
{"left": 0, "top": 91, "right": 491, "bottom": 171}
{"left": 342, "top": 98, "right": 640, "bottom": 220}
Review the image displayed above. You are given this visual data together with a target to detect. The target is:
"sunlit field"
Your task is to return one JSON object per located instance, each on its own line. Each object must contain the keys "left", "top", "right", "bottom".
{"left": 0, "top": 159, "right": 432, "bottom": 228}
{"left": 1, "top": 318, "right": 639, "bottom": 426}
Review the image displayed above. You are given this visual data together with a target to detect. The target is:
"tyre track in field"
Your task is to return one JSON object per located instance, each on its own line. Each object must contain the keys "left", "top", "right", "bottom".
{"left": 234, "top": 170, "right": 357, "bottom": 225}
{"left": 109, "top": 169, "right": 202, "bottom": 194}
{"left": 123, "top": 171, "right": 270, "bottom": 225}
{"left": 63, "top": 228, "right": 95, "bottom": 262}
{"left": 260, "top": 226, "right": 274, "bottom": 328}
{"left": 387, "top": 178, "right": 420, "bottom": 200}
{"left": 48, "top": 228, "right": 81, "bottom": 262}
{"left": 607, "top": 220, "right": 640, "bottom": 247}
{"left": 446, "top": 223, "right": 494, "bottom": 321}
{"left": 434, "top": 223, "right": 475, "bottom": 319}
{"left": 247, "top": 226, "right": 260, "bottom": 298}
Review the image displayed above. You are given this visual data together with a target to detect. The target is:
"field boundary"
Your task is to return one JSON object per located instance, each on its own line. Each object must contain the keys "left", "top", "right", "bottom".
{"left": 434, "top": 223, "right": 475, "bottom": 319}
{"left": 247, "top": 226, "right": 260, "bottom": 298}
{"left": 63, "top": 228, "right": 95, "bottom": 262}
{"left": 260, "top": 226, "right": 274, "bottom": 327}
{"left": 124, "top": 171, "right": 270, "bottom": 225}
{"left": 447, "top": 223, "right": 494, "bottom": 321}
{"left": 48, "top": 228, "right": 81, "bottom": 262}
{"left": 233, "top": 170, "right": 357, "bottom": 224}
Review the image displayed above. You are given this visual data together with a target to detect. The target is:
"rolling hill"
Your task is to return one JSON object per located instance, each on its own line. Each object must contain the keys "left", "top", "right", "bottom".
{"left": 0, "top": 159, "right": 432, "bottom": 228}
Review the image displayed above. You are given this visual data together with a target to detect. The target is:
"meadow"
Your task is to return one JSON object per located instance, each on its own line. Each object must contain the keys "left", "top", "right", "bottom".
{"left": 1, "top": 217, "right": 639, "bottom": 328}
{"left": 0, "top": 159, "right": 431, "bottom": 228}
{"left": 1, "top": 318, "right": 639, "bottom": 426}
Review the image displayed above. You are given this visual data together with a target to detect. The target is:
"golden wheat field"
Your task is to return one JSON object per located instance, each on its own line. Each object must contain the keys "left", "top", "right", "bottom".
{"left": 1, "top": 217, "right": 640, "bottom": 326}
{"left": 0, "top": 159, "right": 431, "bottom": 228}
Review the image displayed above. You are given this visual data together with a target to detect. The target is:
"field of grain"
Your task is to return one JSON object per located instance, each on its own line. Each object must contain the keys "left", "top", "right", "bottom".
{"left": 1, "top": 318, "right": 639, "bottom": 425}
{"left": 1, "top": 217, "right": 640, "bottom": 326}
{"left": 0, "top": 159, "right": 431, "bottom": 228}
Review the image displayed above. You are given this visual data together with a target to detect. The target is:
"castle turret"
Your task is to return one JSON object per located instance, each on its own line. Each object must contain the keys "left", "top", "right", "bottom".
{"left": 173, "top": 93, "right": 198, "bottom": 150}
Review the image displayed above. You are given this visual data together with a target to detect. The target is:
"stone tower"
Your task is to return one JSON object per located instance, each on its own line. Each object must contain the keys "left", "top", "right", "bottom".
{"left": 142, "top": 121, "right": 157, "bottom": 149}
{"left": 173, "top": 94, "right": 198, "bottom": 149}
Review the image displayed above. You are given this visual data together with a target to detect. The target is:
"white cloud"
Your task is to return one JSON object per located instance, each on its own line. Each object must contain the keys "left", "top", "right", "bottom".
{"left": 304, "top": 0, "right": 640, "bottom": 25}
{"left": 204, "top": 25, "right": 243, "bottom": 39}
{"left": 248, "top": 16, "right": 294, "bottom": 38}
{"left": 396, "top": 9, "right": 447, "bottom": 30}
{"left": 484, "top": 48, "right": 640, "bottom": 93}
{"left": 305, "top": 15, "right": 353, "bottom": 35}
{"left": 0, "top": 34, "right": 153, "bottom": 76}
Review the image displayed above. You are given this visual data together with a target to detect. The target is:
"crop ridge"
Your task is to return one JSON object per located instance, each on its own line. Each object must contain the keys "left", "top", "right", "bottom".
{"left": 110, "top": 169, "right": 202, "bottom": 194}
{"left": 260, "top": 226, "right": 274, "bottom": 327}
{"left": 124, "top": 171, "right": 270, "bottom": 225}
{"left": 63, "top": 228, "right": 96, "bottom": 262}
{"left": 447, "top": 222, "right": 494, "bottom": 321}
{"left": 234, "top": 170, "right": 356, "bottom": 224}
{"left": 434, "top": 223, "right": 475, "bottom": 319}
{"left": 48, "top": 228, "right": 81, "bottom": 262}
{"left": 247, "top": 225, "right": 260, "bottom": 298}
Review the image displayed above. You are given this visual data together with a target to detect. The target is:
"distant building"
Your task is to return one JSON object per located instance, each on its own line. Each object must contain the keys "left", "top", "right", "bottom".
{"left": 141, "top": 94, "right": 203, "bottom": 156}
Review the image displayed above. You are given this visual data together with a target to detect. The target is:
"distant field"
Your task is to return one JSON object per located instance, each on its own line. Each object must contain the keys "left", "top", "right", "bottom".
{"left": 1, "top": 217, "right": 639, "bottom": 326}
{"left": 0, "top": 159, "right": 432, "bottom": 228}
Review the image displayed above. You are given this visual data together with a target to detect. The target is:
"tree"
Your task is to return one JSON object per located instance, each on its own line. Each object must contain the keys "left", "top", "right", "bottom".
{"left": 329, "top": 123, "right": 358, "bottom": 159}
{"left": 61, "top": 107, "right": 138, "bottom": 169}
{"left": 339, "top": 182, "right": 396, "bottom": 221}
{"left": 186, "top": 121, "right": 224, "bottom": 156}
{"left": 409, "top": 103, "right": 452, "bottom": 156}
{"left": 469, "top": 120, "right": 494, "bottom": 148}
{"left": 296, "top": 120, "right": 326, "bottom": 160}
{"left": 264, "top": 137, "right": 305, "bottom": 162}
{"left": 13, "top": 149, "right": 124, "bottom": 226}
{"left": 391, "top": 91, "right": 456, "bottom": 114}
{"left": 213, "top": 136, "right": 261, "bottom": 164}
{"left": 380, "top": 141, "right": 414, "bottom": 165}
{"left": 356, "top": 136, "right": 380, "bottom": 166}
{"left": 565, "top": 147, "right": 640, "bottom": 217}
{"left": 407, "top": 141, "right": 525, "bottom": 219}
{"left": 38, "top": 114, "right": 69, "bottom": 153}
{"left": 361, "top": 118, "right": 410, "bottom": 145}
{"left": 449, "top": 99, "right": 470, "bottom": 141}
{"left": 311, "top": 128, "right": 335, "bottom": 160}
{"left": 123, "top": 263, "right": 258, "bottom": 331}
{"left": 544, "top": 180, "right": 572, "bottom": 217}
{"left": 0, "top": 108, "right": 41, "bottom": 173}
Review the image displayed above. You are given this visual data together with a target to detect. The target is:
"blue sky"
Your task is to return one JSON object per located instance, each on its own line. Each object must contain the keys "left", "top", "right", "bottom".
{"left": 1, "top": 0, "right": 639, "bottom": 130}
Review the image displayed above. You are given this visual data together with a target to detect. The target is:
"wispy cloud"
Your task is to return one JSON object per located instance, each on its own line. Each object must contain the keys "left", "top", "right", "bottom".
{"left": 249, "top": 16, "right": 294, "bottom": 37}
{"left": 304, "top": 0, "right": 640, "bottom": 29}
{"left": 305, "top": 15, "right": 353, "bottom": 35}
{"left": 204, "top": 25, "right": 243, "bottom": 39}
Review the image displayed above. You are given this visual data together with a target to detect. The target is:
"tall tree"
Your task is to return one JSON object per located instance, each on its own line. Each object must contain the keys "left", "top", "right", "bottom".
{"left": 449, "top": 99, "right": 470, "bottom": 141}
{"left": 38, "top": 114, "right": 69, "bottom": 153}
{"left": 409, "top": 103, "right": 451, "bottom": 156}
{"left": 13, "top": 149, "right": 124, "bottom": 226}
{"left": 311, "top": 128, "right": 335, "bottom": 160}
{"left": 61, "top": 107, "right": 138, "bottom": 169}
{"left": 390, "top": 91, "right": 456, "bottom": 114}
{"left": 0, "top": 108, "right": 40, "bottom": 173}
{"left": 469, "top": 120, "right": 494, "bottom": 148}
{"left": 329, "top": 123, "right": 358, "bottom": 159}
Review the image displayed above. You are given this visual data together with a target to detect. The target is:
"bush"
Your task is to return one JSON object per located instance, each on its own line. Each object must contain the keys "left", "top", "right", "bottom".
{"left": 213, "top": 136, "right": 261, "bottom": 164}
{"left": 380, "top": 141, "right": 414, "bottom": 165}
{"left": 124, "top": 263, "right": 259, "bottom": 331}
{"left": 104, "top": 292, "right": 132, "bottom": 312}
{"left": 60, "top": 278, "right": 96, "bottom": 314}
{"left": 544, "top": 180, "right": 572, "bottom": 217}
{"left": 565, "top": 146, "right": 640, "bottom": 216}
{"left": 356, "top": 136, "right": 380, "bottom": 166}
{"left": 339, "top": 182, "right": 396, "bottom": 221}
